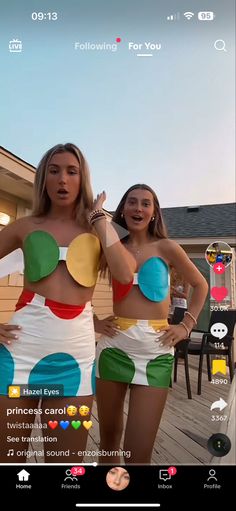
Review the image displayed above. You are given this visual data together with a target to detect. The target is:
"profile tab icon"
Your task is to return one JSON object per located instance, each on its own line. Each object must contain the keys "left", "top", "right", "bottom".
{"left": 106, "top": 467, "right": 130, "bottom": 491}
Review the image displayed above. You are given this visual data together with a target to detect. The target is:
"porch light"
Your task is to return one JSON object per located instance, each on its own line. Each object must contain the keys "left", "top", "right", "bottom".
{"left": 0, "top": 212, "right": 11, "bottom": 226}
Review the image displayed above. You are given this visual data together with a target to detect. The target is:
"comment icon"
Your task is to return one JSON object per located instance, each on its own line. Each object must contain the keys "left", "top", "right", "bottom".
{"left": 210, "top": 323, "right": 228, "bottom": 340}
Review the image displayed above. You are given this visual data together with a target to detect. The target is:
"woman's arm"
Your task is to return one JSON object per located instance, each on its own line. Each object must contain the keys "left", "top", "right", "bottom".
{"left": 0, "top": 218, "right": 23, "bottom": 260}
{"left": 160, "top": 239, "right": 208, "bottom": 345}
{"left": 92, "top": 218, "right": 136, "bottom": 283}
{"left": 0, "top": 219, "right": 24, "bottom": 343}
{"left": 90, "top": 192, "right": 136, "bottom": 284}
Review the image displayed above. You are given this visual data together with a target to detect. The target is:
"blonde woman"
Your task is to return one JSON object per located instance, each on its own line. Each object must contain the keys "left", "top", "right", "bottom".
{"left": 95, "top": 184, "right": 208, "bottom": 464}
{"left": 0, "top": 143, "right": 136, "bottom": 463}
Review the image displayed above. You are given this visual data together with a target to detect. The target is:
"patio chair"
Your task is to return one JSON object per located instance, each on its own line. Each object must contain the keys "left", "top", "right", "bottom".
{"left": 171, "top": 307, "right": 192, "bottom": 399}
{"left": 174, "top": 309, "right": 236, "bottom": 397}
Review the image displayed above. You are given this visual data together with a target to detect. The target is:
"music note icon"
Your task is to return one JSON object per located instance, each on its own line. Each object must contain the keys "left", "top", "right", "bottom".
{"left": 7, "top": 449, "right": 14, "bottom": 456}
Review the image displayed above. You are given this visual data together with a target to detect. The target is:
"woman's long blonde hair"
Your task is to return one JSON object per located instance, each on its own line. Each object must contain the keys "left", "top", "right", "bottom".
{"left": 32, "top": 143, "right": 94, "bottom": 229}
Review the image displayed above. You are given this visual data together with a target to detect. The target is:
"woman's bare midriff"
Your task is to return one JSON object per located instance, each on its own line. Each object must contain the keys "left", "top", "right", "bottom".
{"left": 19, "top": 216, "right": 95, "bottom": 305}
{"left": 113, "top": 288, "right": 170, "bottom": 320}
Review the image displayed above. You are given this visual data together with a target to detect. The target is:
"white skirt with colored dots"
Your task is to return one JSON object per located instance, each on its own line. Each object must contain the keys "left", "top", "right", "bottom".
{"left": 0, "top": 290, "right": 96, "bottom": 396}
{"left": 96, "top": 317, "right": 174, "bottom": 388}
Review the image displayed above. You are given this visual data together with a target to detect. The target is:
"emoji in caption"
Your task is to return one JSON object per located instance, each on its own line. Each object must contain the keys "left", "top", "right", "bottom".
{"left": 79, "top": 405, "right": 90, "bottom": 416}
{"left": 83, "top": 420, "right": 92, "bottom": 430}
{"left": 48, "top": 420, "right": 58, "bottom": 430}
{"left": 60, "top": 420, "right": 70, "bottom": 430}
{"left": 71, "top": 420, "right": 81, "bottom": 430}
{"left": 67, "top": 405, "right": 78, "bottom": 416}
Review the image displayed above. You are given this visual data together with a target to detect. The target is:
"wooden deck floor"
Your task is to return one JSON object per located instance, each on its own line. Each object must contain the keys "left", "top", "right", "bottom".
{"left": 84, "top": 356, "right": 235, "bottom": 465}
{"left": 29, "top": 356, "right": 235, "bottom": 465}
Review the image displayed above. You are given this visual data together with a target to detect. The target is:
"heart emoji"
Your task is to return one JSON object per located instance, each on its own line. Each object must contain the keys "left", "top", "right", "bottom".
{"left": 71, "top": 420, "right": 81, "bottom": 430}
{"left": 59, "top": 420, "right": 70, "bottom": 430}
{"left": 211, "top": 287, "right": 228, "bottom": 301}
{"left": 48, "top": 420, "right": 58, "bottom": 430}
{"left": 83, "top": 420, "right": 92, "bottom": 430}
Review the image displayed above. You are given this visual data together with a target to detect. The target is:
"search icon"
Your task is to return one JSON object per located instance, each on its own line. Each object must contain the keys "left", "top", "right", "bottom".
{"left": 214, "top": 39, "right": 227, "bottom": 51}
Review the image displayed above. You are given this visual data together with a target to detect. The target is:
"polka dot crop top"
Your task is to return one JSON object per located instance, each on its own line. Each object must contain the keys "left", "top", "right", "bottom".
{"left": 112, "top": 257, "right": 169, "bottom": 303}
{"left": 23, "top": 230, "right": 101, "bottom": 287}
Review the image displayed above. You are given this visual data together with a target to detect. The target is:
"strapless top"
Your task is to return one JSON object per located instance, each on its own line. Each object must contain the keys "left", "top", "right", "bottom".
{"left": 112, "top": 257, "right": 169, "bottom": 303}
{"left": 23, "top": 230, "right": 101, "bottom": 287}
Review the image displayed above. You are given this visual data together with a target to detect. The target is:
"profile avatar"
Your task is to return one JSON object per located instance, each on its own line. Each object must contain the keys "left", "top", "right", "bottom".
{"left": 106, "top": 467, "right": 130, "bottom": 491}
{"left": 205, "top": 241, "right": 233, "bottom": 268}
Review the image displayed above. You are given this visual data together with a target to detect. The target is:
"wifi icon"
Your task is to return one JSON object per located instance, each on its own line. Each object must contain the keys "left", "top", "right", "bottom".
{"left": 183, "top": 11, "right": 194, "bottom": 20}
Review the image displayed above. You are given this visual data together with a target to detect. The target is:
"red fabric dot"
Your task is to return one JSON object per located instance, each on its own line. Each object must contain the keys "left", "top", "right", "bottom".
{"left": 112, "top": 278, "right": 133, "bottom": 302}
{"left": 15, "top": 290, "right": 35, "bottom": 311}
{"left": 45, "top": 299, "right": 85, "bottom": 319}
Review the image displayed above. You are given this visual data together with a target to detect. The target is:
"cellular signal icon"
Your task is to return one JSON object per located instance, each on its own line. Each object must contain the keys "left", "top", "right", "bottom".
{"left": 183, "top": 12, "right": 194, "bottom": 20}
{"left": 167, "top": 13, "right": 180, "bottom": 21}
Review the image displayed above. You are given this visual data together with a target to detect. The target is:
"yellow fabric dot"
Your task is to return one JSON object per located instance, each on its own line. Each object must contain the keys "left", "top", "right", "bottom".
{"left": 66, "top": 234, "right": 101, "bottom": 287}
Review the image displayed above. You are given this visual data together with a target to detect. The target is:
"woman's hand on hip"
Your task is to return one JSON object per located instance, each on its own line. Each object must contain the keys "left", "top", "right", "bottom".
{"left": 159, "top": 324, "right": 189, "bottom": 347}
{"left": 0, "top": 324, "right": 21, "bottom": 345}
{"left": 94, "top": 315, "right": 119, "bottom": 338}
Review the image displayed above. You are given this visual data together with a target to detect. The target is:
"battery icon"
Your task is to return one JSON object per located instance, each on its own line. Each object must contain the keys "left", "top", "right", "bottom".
{"left": 198, "top": 11, "right": 215, "bottom": 20}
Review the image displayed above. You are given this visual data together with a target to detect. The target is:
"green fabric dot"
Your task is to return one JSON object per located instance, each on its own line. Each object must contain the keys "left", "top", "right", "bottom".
{"left": 146, "top": 354, "right": 174, "bottom": 388}
{"left": 98, "top": 348, "right": 135, "bottom": 383}
{"left": 23, "top": 231, "right": 59, "bottom": 282}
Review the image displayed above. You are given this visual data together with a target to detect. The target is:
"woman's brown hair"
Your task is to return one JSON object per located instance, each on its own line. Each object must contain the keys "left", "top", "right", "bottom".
{"left": 100, "top": 184, "right": 168, "bottom": 279}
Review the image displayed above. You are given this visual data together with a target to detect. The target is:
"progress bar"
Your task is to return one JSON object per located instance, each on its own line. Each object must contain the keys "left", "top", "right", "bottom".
{"left": 75, "top": 505, "right": 160, "bottom": 508}
{"left": 1, "top": 462, "right": 97, "bottom": 466}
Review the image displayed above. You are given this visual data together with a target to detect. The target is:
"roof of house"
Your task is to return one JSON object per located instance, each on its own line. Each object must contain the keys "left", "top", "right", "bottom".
{"left": 107, "top": 203, "right": 236, "bottom": 238}
{"left": 1, "top": 146, "right": 235, "bottom": 239}
{"left": 0, "top": 146, "right": 35, "bottom": 169}
{"left": 162, "top": 203, "right": 236, "bottom": 238}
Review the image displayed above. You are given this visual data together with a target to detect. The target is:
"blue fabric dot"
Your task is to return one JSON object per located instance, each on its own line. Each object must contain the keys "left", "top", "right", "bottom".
{"left": 0, "top": 345, "right": 14, "bottom": 395}
{"left": 91, "top": 359, "right": 96, "bottom": 394}
{"left": 29, "top": 353, "right": 81, "bottom": 396}
{"left": 138, "top": 257, "right": 169, "bottom": 302}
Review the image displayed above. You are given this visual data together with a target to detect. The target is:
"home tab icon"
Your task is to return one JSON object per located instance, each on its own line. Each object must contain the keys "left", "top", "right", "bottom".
{"left": 17, "top": 469, "right": 30, "bottom": 481}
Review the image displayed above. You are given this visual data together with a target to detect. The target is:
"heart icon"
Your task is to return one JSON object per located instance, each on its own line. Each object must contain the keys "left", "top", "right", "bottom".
{"left": 71, "top": 420, "right": 81, "bottom": 430}
{"left": 59, "top": 420, "right": 70, "bottom": 430}
{"left": 83, "top": 420, "right": 92, "bottom": 430}
{"left": 48, "top": 420, "right": 58, "bottom": 430}
{"left": 211, "top": 287, "right": 228, "bottom": 301}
